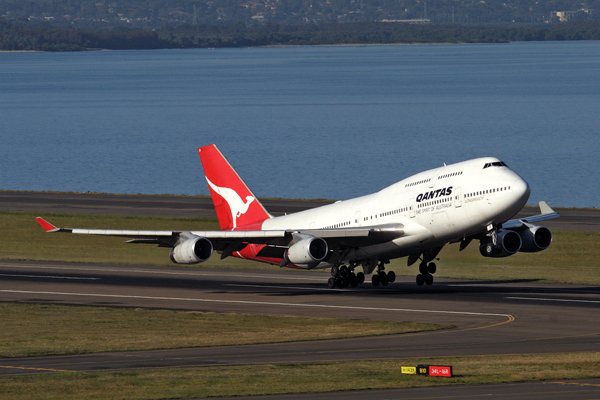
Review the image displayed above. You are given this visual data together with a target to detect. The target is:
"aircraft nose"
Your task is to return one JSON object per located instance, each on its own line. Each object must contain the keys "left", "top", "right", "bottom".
{"left": 512, "top": 177, "right": 531, "bottom": 204}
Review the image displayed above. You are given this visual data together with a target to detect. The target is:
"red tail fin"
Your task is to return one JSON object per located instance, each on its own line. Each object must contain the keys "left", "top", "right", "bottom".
{"left": 198, "top": 145, "right": 272, "bottom": 231}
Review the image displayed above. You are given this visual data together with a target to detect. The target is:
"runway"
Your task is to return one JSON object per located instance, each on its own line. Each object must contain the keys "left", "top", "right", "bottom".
{"left": 2, "top": 191, "right": 600, "bottom": 398}
{"left": 1, "top": 260, "right": 599, "bottom": 377}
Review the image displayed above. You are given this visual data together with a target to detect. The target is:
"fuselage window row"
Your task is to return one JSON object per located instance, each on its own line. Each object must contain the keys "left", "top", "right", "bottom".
{"left": 323, "top": 220, "right": 352, "bottom": 229}
{"left": 405, "top": 178, "right": 431, "bottom": 188}
{"left": 418, "top": 197, "right": 451, "bottom": 209}
{"left": 439, "top": 171, "right": 463, "bottom": 179}
{"left": 464, "top": 186, "right": 512, "bottom": 199}
{"left": 363, "top": 206, "right": 411, "bottom": 222}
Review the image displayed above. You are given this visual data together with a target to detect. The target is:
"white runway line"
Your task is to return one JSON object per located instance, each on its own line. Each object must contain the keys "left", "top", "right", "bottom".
{"left": 0, "top": 289, "right": 511, "bottom": 317}
{"left": 506, "top": 296, "right": 600, "bottom": 304}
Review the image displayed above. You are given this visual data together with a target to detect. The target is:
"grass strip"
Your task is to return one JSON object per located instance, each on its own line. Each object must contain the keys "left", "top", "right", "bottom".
{"left": 0, "top": 303, "right": 449, "bottom": 358}
{"left": 2, "top": 353, "right": 600, "bottom": 399}
{"left": 2, "top": 210, "right": 600, "bottom": 283}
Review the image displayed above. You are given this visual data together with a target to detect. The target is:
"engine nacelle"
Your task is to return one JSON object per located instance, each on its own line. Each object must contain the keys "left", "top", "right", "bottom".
{"left": 519, "top": 225, "right": 552, "bottom": 253}
{"left": 479, "top": 229, "right": 522, "bottom": 258}
{"left": 285, "top": 236, "right": 328, "bottom": 267}
{"left": 170, "top": 236, "right": 213, "bottom": 264}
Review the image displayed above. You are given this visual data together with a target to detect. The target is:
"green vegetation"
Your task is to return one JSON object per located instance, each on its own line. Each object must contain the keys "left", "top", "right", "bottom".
{"left": 2, "top": 210, "right": 600, "bottom": 284}
{"left": 1, "top": 19, "right": 600, "bottom": 51}
{"left": 0, "top": 303, "right": 448, "bottom": 358}
{"left": 2, "top": 353, "right": 600, "bottom": 399}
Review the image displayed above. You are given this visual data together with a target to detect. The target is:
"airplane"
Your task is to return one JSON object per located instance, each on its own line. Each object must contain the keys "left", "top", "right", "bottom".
{"left": 37, "top": 144, "right": 559, "bottom": 289}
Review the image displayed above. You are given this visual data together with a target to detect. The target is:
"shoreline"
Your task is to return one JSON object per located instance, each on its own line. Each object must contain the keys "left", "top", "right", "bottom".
{"left": 0, "top": 41, "right": 492, "bottom": 54}
{"left": 1, "top": 189, "right": 598, "bottom": 232}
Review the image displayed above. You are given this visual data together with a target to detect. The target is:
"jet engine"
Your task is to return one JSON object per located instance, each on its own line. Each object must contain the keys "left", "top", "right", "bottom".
{"left": 479, "top": 229, "right": 522, "bottom": 258}
{"left": 285, "top": 236, "right": 328, "bottom": 267}
{"left": 170, "top": 235, "right": 213, "bottom": 264}
{"left": 519, "top": 225, "right": 552, "bottom": 252}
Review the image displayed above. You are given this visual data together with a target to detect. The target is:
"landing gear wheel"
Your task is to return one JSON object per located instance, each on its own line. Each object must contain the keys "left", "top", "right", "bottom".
{"left": 427, "top": 262, "right": 437, "bottom": 274}
{"left": 424, "top": 273, "right": 434, "bottom": 285}
{"left": 327, "top": 277, "right": 336, "bottom": 289}
{"left": 340, "top": 265, "right": 349, "bottom": 277}
{"left": 372, "top": 274, "right": 380, "bottom": 286}
{"left": 387, "top": 271, "right": 396, "bottom": 283}
{"left": 350, "top": 274, "right": 359, "bottom": 287}
{"left": 357, "top": 272, "right": 365, "bottom": 284}
{"left": 416, "top": 274, "right": 425, "bottom": 286}
{"left": 378, "top": 271, "right": 389, "bottom": 286}
{"left": 331, "top": 265, "right": 339, "bottom": 278}
{"left": 337, "top": 277, "right": 347, "bottom": 289}
{"left": 419, "top": 263, "right": 428, "bottom": 275}
{"left": 481, "top": 242, "right": 495, "bottom": 257}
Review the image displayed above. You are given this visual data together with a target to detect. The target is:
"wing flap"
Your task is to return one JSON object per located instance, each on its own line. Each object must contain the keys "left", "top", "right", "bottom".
{"left": 190, "top": 230, "right": 287, "bottom": 240}
{"left": 71, "top": 229, "right": 176, "bottom": 237}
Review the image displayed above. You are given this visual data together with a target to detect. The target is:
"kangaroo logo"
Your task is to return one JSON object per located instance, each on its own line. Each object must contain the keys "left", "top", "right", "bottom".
{"left": 206, "top": 177, "right": 255, "bottom": 229}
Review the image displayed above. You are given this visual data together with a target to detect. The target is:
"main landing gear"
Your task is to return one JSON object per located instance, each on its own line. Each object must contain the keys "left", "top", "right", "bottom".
{"left": 327, "top": 259, "right": 397, "bottom": 289}
{"left": 416, "top": 261, "right": 436, "bottom": 286}
{"left": 371, "top": 260, "right": 396, "bottom": 287}
{"left": 328, "top": 264, "right": 365, "bottom": 289}
{"left": 409, "top": 247, "right": 442, "bottom": 287}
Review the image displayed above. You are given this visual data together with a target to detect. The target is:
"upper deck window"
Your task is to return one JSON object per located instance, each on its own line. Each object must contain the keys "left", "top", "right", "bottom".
{"left": 483, "top": 161, "right": 508, "bottom": 169}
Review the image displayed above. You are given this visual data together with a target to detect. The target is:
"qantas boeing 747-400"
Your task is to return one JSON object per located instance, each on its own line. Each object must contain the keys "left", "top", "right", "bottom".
{"left": 37, "top": 144, "right": 559, "bottom": 289}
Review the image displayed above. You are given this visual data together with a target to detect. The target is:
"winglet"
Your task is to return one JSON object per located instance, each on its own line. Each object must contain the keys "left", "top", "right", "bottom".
{"left": 36, "top": 217, "right": 60, "bottom": 233}
{"left": 539, "top": 201, "right": 555, "bottom": 215}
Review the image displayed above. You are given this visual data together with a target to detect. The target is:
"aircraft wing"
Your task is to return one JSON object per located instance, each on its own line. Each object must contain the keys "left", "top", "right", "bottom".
{"left": 36, "top": 217, "right": 404, "bottom": 249}
{"left": 502, "top": 201, "right": 559, "bottom": 230}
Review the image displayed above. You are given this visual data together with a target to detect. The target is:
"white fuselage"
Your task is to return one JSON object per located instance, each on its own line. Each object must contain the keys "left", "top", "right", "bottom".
{"left": 261, "top": 157, "right": 531, "bottom": 264}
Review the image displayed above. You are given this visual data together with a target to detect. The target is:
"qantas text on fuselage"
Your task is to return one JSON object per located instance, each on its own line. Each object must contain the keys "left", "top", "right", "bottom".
{"left": 37, "top": 145, "right": 558, "bottom": 289}
{"left": 416, "top": 187, "right": 453, "bottom": 203}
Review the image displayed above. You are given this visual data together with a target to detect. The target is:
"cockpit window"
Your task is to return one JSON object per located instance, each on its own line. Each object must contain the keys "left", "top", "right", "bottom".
{"left": 483, "top": 161, "right": 508, "bottom": 169}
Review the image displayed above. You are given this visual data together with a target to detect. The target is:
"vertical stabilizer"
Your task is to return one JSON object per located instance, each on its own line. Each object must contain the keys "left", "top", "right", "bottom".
{"left": 198, "top": 145, "right": 272, "bottom": 230}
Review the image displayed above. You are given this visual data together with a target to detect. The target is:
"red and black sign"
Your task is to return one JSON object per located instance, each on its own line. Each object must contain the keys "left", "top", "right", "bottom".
{"left": 414, "top": 364, "right": 452, "bottom": 377}
{"left": 428, "top": 365, "right": 452, "bottom": 377}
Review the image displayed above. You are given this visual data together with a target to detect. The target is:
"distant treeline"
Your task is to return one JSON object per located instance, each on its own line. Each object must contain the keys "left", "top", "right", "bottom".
{"left": 2, "top": 19, "right": 600, "bottom": 51}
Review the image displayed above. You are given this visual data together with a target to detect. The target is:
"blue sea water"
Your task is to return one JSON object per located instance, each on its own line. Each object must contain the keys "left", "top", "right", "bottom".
{"left": 1, "top": 41, "right": 599, "bottom": 208}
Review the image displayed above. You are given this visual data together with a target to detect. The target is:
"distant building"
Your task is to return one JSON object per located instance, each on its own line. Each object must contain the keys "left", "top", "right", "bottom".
{"left": 381, "top": 19, "right": 430, "bottom": 24}
{"left": 551, "top": 9, "right": 593, "bottom": 22}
